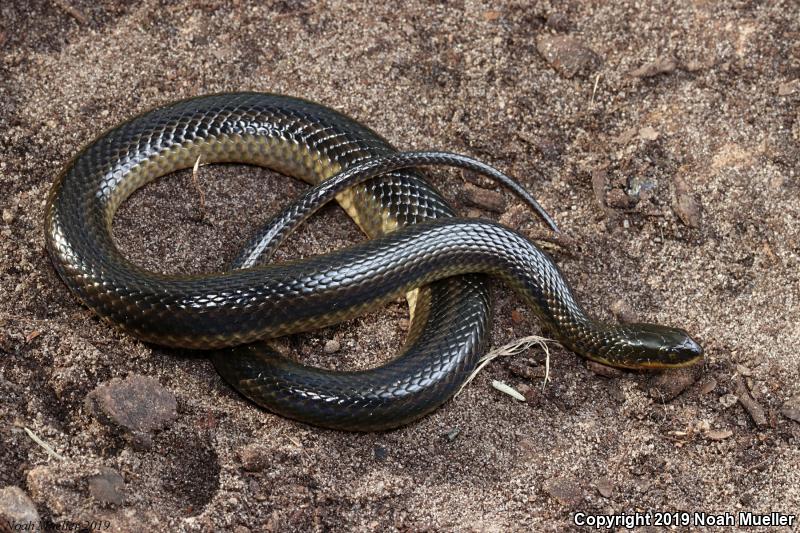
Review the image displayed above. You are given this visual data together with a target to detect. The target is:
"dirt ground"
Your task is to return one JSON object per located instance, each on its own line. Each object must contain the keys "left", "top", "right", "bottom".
{"left": 1, "top": 0, "right": 799, "bottom": 531}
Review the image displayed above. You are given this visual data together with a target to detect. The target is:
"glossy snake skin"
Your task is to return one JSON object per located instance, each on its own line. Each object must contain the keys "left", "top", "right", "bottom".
{"left": 44, "top": 93, "right": 703, "bottom": 430}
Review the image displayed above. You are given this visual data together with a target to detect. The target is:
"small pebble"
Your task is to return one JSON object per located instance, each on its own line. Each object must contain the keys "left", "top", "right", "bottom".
{"left": 239, "top": 445, "right": 268, "bottom": 472}
{"left": 1, "top": 209, "right": 13, "bottom": 224}
{"left": 781, "top": 394, "right": 800, "bottom": 423}
{"left": 673, "top": 176, "right": 701, "bottom": 227}
{"left": 323, "top": 339, "right": 340, "bottom": 353}
{"left": 705, "top": 429, "right": 733, "bottom": 441}
{"left": 596, "top": 477, "right": 613, "bottom": 498}
{"left": 778, "top": 79, "right": 799, "bottom": 96}
{"left": 373, "top": 445, "right": 388, "bottom": 461}
{"left": 699, "top": 378, "right": 717, "bottom": 394}
{"left": 591, "top": 168, "right": 608, "bottom": 208}
{"left": 544, "top": 478, "right": 583, "bottom": 506}
{"left": 0, "top": 486, "right": 40, "bottom": 527}
{"left": 606, "top": 189, "right": 636, "bottom": 209}
{"left": 638, "top": 126, "right": 660, "bottom": 141}
{"left": 629, "top": 56, "right": 676, "bottom": 78}
{"left": 719, "top": 393, "right": 738, "bottom": 408}
{"left": 545, "top": 12, "right": 571, "bottom": 32}
{"left": 461, "top": 183, "right": 507, "bottom": 213}
{"left": 445, "top": 427, "right": 461, "bottom": 441}
{"left": 610, "top": 299, "right": 637, "bottom": 323}
{"left": 85, "top": 374, "right": 178, "bottom": 436}
{"left": 536, "top": 34, "right": 601, "bottom": 79}
{"left": 648, "top": 367, "right": 699, "bottom": 401}
{"left": 87, "top": 467, "right": 125, "bottom": 506}
{"left": 510, "top": 308, "right": 524, "bottom": 324}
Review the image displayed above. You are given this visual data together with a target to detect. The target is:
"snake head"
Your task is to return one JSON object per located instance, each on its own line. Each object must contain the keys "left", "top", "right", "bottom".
{"left": 590, "top": 323, "right": 704, "bottom": 369}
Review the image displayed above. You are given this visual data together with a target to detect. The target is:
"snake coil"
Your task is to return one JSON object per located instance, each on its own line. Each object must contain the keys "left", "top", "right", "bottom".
{"left": 45, "top": 93, "right": 702, "bottom": 430}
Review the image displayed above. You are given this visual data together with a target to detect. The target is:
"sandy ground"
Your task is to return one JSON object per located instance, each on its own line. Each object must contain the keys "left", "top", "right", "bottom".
{"left": 1, "top": 0, "right": 799, "bottom": 531}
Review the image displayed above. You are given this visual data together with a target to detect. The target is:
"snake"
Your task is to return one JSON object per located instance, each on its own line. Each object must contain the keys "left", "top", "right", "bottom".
{"left": 44, "top": 92, "right": 703, "bottom": 431}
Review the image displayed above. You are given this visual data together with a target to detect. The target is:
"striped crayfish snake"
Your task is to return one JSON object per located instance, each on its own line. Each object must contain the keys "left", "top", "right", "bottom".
{"left": 44, "top": 93, "right": 703, "bottom": 431}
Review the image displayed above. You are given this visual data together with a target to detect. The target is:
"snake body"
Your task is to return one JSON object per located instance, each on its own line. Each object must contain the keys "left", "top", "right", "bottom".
{"left": 44, "top": 93, "right": 703, "bottom": 431}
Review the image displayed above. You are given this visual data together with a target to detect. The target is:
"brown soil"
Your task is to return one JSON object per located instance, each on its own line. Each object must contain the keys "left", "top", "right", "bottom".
{"left": 1, "top": 1, "right": 798, "bottom": 531}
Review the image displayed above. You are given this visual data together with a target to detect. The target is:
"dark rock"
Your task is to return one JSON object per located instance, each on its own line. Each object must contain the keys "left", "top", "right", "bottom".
{"left": 647, "top": 367, "right": 700, "bottom": 401}
{"left": 87, "top": 467, "right": 125, "bottom": 506}
{"left": 373, "top": 445, "right": 388, "bottom": 462}
{"left": 85, "top": 374, "right": 177, "bottom": 437}
{"left": 536, "top": 34, "right": 601, "bottom": 78}
{"left": 720, "top": 393, "right": 738, "bottom": 408}
{"left": 0, "top": 486, "right": 39, "bottom": 530}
